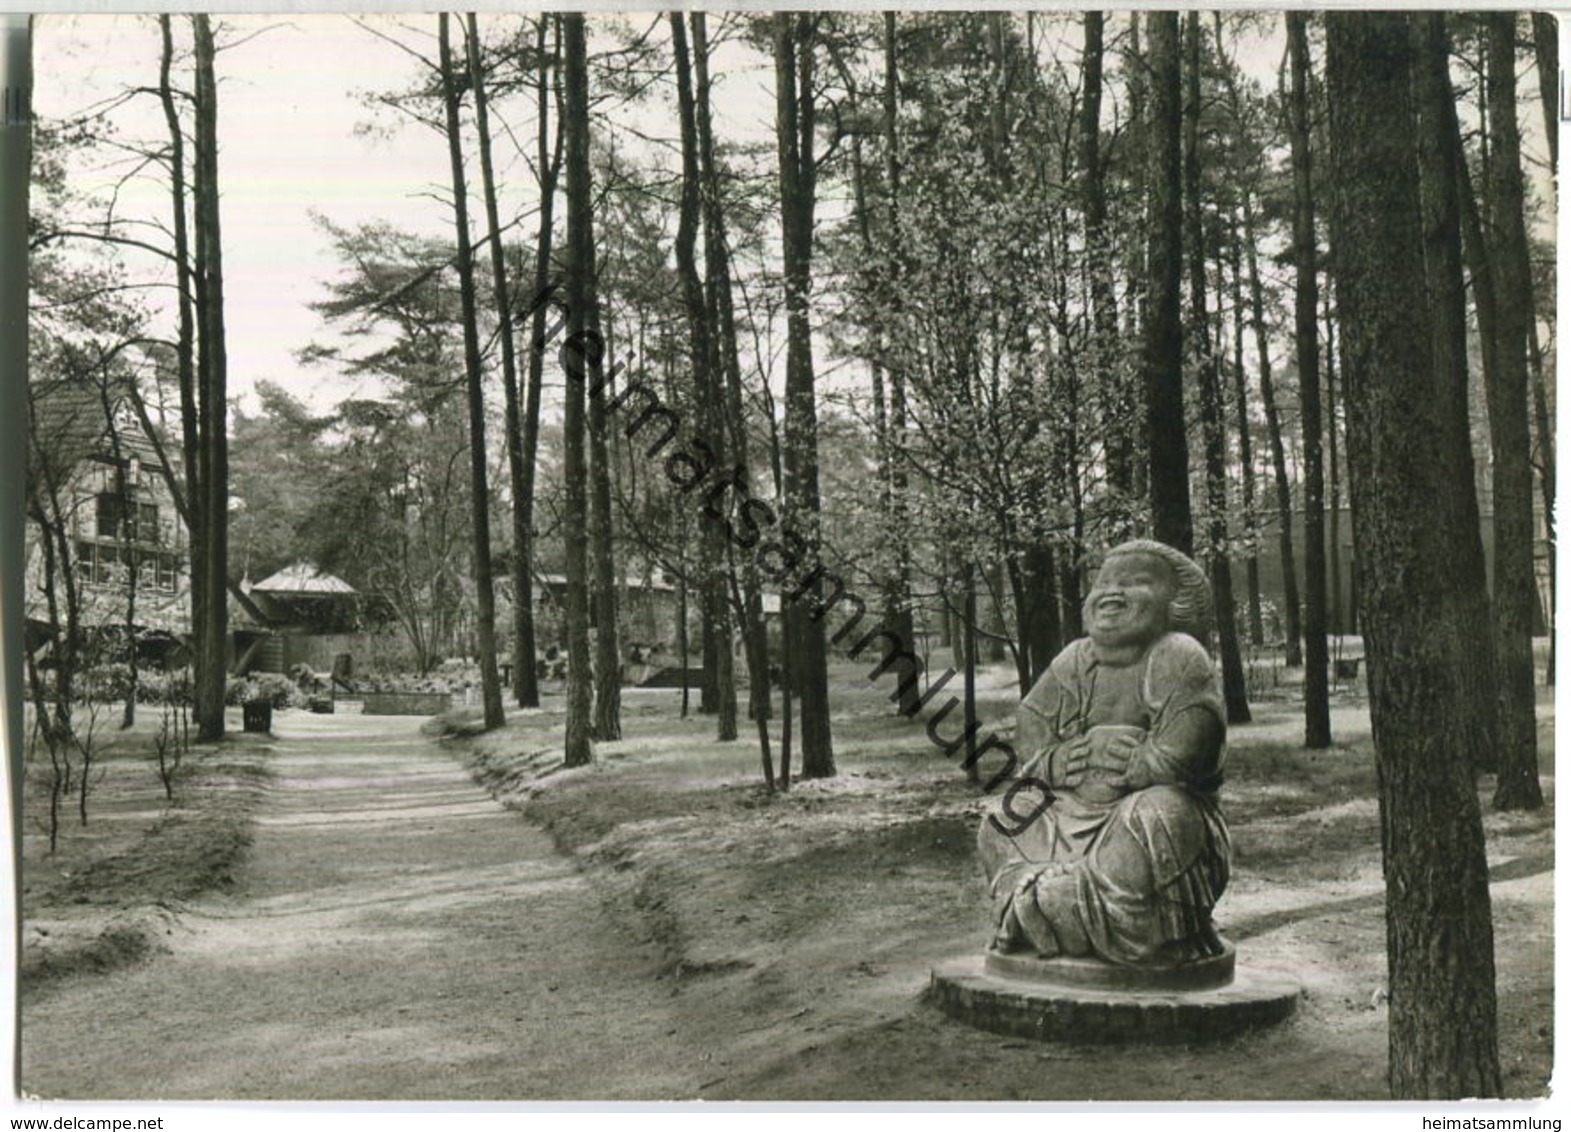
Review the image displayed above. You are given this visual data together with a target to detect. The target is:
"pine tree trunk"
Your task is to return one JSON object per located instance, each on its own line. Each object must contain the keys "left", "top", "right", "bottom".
{"left": 774, "top": 13, "right": 833, "bottom": 777}
{"left": 1123, "top": 16, "right": 1150, "bottom": 509}
{"left": 465, "top": 14, "right": 534, "bottom": 712}
{"left": 1456, "top": 147, "right": 1504, "bottom": 745}
{"left": 1056, "top": 548, "right": 1082, "bottom": 647}
{"left": 962, "top": 567, "right": 979, "bottom": 783}
{"left": 1012, "top": 543, "right": 1061, "bottom": 689}
{"left": 671, "top": 13, "right": 734, "bottom": 742}
{"left": 779, "top": 646, "right": 793, "bottom": 792}
{"left": 559, "top": 12, "right": 595, "bottom": 767}
{"left": 1481, "top": 12, "right": 1543, "bottom": 811}
{"left": 676, "top": 550, "right": 690, "bottom": 720}
{"left": 514, "top": 16, "right": 561, "bottom": 710}
{"left": 1325, "top": 286, "right": 1344, "bottom": 635}
{"left": 693, "top": 12, "right": 772, "bottom": 776}
{"left": 588, "top": 312, "right": 622, "bottom": 742}
{"left": 158, "top": 15, "right": 205, "bottom": 717}
{"left": 1241, "top": 188, "right": 1304, "bottom": 667}
{"left": 1325, "top": 11, "right": 1503, "bottom": 1099}
{"left": 192, "top": 14, "right": 229, "bottom": 741}
{"left": 1227, "top": 209, "right": 1264, "bottom": 646}
{"left": 1287, "top": 13, "right": 1330, "bottom": 746}
{"left": 1413, "top": 11, "right": 1502, "bottom": 775}
{"left": 984, "top": 560, "right": 1008, "bottom": 663}
{"left": 693, "top": 596, "right": 717, "bottom": 713}
{"left": 1142, "top": 11, "right": 1192, "bottom": 556}
{"left": 1082, "top": 11, "right": 1130, "bottom": 501}
{"left": 880, "top": 12, "right": 920, "bottom": 715}
{"left": 1183, "top": 13, "right": 1248, "bottom": 724}
{"left": 438, "top": 14, "right": 505, "bottom": 732}
{"left": 1532, "top": 13, "right": 1559, "bottom": 170}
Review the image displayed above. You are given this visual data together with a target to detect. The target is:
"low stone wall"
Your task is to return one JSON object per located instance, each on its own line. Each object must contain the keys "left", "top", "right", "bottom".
{"left": 353, "top": 691, "right": 453, "bottom": 716}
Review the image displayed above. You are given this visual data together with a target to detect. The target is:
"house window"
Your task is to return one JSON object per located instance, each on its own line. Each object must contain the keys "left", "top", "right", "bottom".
{"left": 94, "top": 493, "right": 160, "bottom": 544}
{"left": 79, "top": 542, "right": 121, "bottom": 585}
{"left": 72, "top": 541, "right": 178, "bottom": 591}
{"left": 156, "top": 553, "right": 179, "bottom": 593}
{"left": 95, "top": 492, "right": 124, "bottom": 539}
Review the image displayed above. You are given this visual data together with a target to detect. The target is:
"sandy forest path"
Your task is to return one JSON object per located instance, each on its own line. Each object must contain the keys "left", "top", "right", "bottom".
{"left": 21, "top": 713, "right": 696, "bottom": 1101}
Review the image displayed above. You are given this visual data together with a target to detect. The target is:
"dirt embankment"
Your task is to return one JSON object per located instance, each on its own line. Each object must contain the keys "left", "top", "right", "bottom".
{"left": 21, "top": 728, "right": 274, "bottom": 991}
{"left": 458, "top": 671, "right": 1554, "bottom": 1101}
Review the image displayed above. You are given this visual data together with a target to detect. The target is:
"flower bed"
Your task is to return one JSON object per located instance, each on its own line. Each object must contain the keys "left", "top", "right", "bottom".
{"left": 356, "top": 691, "right": 454, "bottom": 716}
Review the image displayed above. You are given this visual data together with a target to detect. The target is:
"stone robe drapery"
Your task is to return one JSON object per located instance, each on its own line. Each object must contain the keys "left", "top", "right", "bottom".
{"left": 978, "top": 631, "right": 1231, "bottom": 965}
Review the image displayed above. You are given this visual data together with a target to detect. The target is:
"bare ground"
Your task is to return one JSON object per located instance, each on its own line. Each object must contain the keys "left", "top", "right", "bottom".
{"left": 18, "top": 664, "right": 1554, "bottom": 1101}
{"left": 465, "top": 664, "right": 1554, "bottom": 1101}
{"left": 21, "top": 712, "right": 697, "bottom": 1100}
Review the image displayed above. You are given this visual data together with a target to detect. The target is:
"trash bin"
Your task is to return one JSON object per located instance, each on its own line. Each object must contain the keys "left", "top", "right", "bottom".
{"left": 243, "top": 701, "right": 273, "bottom": 733}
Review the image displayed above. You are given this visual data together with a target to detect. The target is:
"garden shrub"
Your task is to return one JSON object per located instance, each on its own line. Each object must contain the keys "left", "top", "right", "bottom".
{"left": 225, "top": 673, "right": 304, "bottom": 709}
{"left": 136, "top": 669, "right": 194, "bottom": 706}
{"left": 79, "top": 662, "right": 133, "bottom": 703}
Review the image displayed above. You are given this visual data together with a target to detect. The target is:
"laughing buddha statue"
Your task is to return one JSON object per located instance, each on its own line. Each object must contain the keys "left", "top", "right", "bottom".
{"left": 978, "top": 539, "right": 1232, "bottom": 967}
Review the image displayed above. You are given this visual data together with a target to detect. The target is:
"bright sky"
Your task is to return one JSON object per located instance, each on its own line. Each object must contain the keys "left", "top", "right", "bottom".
{"left": 33, "top": 13, "right": 1556, "bottom": 418}
{"left": 38, "top": 16, "right": 434, "bottom": 409}
{"left": 33, "top": 13, "right": 780, "bottom": 413}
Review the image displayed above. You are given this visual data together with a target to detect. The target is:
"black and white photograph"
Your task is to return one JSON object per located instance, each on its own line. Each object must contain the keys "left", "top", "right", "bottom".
{"left": 7, "top": 6, "right": 1558, "bottom": 1110}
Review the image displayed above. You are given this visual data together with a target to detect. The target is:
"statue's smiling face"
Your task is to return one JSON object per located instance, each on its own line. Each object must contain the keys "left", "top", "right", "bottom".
{"left": 1085, "top": 552, "right": 1175, "bottom": 648}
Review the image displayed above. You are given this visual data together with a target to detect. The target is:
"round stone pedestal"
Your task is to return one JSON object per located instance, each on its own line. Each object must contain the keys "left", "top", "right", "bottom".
{"left": 984, "top": 942, "right": 1237, "bottom": 992}
{"left": 930, "top": 945, "right": 1299, "bottom": 1044}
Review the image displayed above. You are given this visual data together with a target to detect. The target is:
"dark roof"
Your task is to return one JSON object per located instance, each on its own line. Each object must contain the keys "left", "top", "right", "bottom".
{"left": 27, "top": 372, "right": 145, "bottom": 494}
